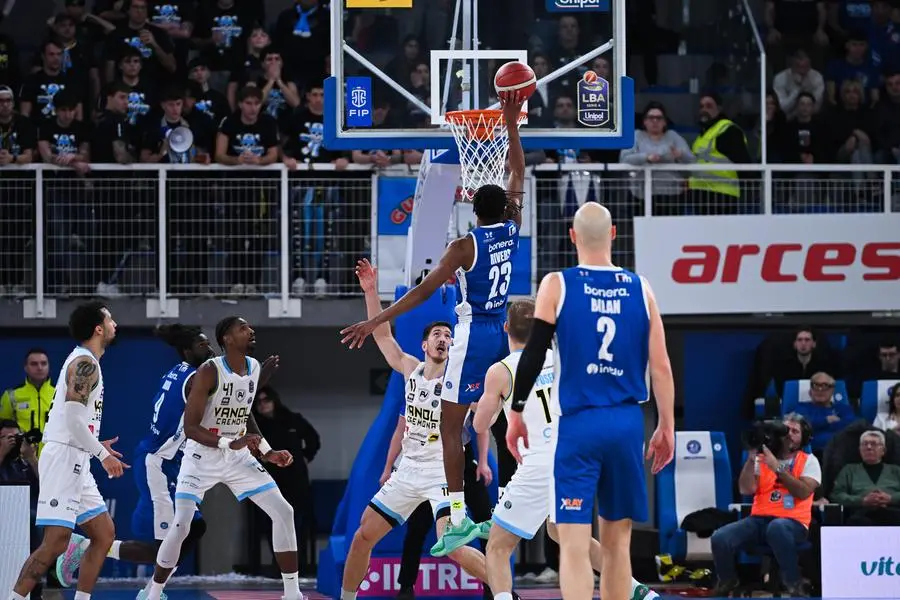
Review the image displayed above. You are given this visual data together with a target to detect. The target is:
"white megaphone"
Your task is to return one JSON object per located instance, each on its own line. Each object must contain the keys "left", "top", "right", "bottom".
{"left": 167, "top": 126, "right": 194, "bottom": 163}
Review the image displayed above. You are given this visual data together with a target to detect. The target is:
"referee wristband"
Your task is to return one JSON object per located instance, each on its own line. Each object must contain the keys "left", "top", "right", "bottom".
{"left": 258, "top": 439, "right": 273, "bottom": 456}
{"left": 217, "top": 436, "right": 234, "bottom": 450}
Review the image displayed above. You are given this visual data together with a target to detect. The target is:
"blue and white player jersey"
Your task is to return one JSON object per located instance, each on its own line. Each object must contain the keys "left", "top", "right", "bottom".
{"left": 135, "top": 361, "right": 195, "bottom": 461}
{"left": 554, "top": 266, "right": 650, "bottom": 415}
{"left": 455, "top": 221, "right": 519, "bottom": 321}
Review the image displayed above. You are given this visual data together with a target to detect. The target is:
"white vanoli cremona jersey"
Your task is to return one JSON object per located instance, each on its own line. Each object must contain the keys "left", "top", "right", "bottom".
{"left": 191, "top": 356, "right": 261, "bottom": 445}
{"left": 400, "top": 363, "right": 444, "bottom": 468}
{"left": 500, "top": 349, "right": 556, "bottom": 464}
{"left": 43, "top": 346, "right": 105, "bottom": 448}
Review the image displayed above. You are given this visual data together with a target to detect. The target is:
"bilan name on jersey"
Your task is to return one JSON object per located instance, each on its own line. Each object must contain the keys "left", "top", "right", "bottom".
{"left": 214, "top": 405, "right": 251, "bottom": 426}
{"left": 584, "top": 282, "right": 627, "bottom": 314}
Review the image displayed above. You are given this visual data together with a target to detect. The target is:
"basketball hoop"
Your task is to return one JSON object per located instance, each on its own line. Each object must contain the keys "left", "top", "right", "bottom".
{"left": 445, "top": 109, "right": 526, "bottom": 202}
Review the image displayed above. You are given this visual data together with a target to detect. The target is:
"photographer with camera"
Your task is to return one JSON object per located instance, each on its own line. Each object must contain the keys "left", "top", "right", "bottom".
{"left": 710, "top": 414, "right": 820, "bottom": 597}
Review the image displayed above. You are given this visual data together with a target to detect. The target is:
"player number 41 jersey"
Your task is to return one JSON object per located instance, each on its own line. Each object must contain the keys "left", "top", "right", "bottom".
{"left": 501, "top": 349, "right": 556, "bottom": 464}
{"left": 193, "top": 356, "right": 261, "bottom": 443}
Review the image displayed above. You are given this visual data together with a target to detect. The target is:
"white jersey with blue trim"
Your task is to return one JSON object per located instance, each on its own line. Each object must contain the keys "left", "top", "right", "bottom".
{"left": 399, "top": 363, "right": 444, "bottom": 468}
{"left": 189, "top": 356, "right": 260, "bottom": 448}
{"left": 43, "top": 346, "right": 104, "bottom": 448}
{"left": 500, "top": 349, "right": 556, "bottom": 464}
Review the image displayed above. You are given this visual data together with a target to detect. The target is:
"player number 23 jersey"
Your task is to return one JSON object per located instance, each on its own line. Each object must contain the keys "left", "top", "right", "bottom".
{"left": 501, "top": 349, "right": 556, "bottom": 464}
{"left": 400, "top": 364, "right": 444, "bottom": 468}
{"left": 195, "top": 356, "right": 261, "bottom": 442}
{"left": 43, "top": 346, "right": 105, "bottom": 448}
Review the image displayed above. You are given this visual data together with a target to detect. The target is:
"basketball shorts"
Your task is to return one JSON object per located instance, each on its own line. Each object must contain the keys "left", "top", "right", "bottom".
{"left": 35, "top": 441, "right": 108, "bottom": 529}
{"left": 492, "top": 459, "right": 552, "bottom": 540}
{"left": 174, "top": 444, "right": 277, "bottom": 505}
{"left": 551, "top": 403, "right": 648, "bottom": 525}
{"left": 132, "top": 451, "right": 201, "bottom": 541}
{"left": 442, "top": 318, "right": 507, "bottom": 405}
{"left": 370, "top": 461, "right": 450, "bottom": 526}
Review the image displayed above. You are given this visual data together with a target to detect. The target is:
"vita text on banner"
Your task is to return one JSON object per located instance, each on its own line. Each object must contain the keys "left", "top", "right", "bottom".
{"left": 633, "top": 213, "right": 900, "bottom": 315}
{"left": 821, "top": 526, "right": 900, "bottom": 598}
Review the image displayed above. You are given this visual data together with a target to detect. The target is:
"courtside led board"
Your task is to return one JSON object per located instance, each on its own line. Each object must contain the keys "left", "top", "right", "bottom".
{"left": 325, "top": 0, "right": 634, "bottom": 151}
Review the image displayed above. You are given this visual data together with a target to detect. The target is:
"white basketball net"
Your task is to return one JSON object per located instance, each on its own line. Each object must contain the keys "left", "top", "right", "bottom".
{"left": 445, "top": 110, "right": 525, "bottom": 202}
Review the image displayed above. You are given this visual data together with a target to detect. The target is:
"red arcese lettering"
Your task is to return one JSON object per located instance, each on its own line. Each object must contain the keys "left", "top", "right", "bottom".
{"left": 671, "top": 242, "right": 900, "bottom": 283}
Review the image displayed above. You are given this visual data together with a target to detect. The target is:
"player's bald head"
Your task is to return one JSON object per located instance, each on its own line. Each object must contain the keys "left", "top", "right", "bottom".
{"left": 572, "top": 202, "right": 612, "bottom": 248}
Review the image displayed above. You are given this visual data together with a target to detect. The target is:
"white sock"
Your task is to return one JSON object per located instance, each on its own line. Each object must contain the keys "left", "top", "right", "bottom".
{"left": 147, "top": 581, "right": 165, "bottom": 600}
{"left": 281, "top": 571, "right": 300, "bottom": 599}
{"left": 74, "top": 592, "right": 91, "bottom": 600}
{"left": 340, "top": 590, "right": 357, "bottom": 600}
{"left": 494, "top": 593, "right": 513, "bottom": 600}
{"left": 9, "top": 593, "right": 27, "bottom": 600}
{"left": 632, "top": 578, "right": 657, "bottom": 598}
{"left": 449, "top": 491, "right": 466, "bottom": 525}
{"left": 107, "top": 540, "right": 122, "bottom": 560}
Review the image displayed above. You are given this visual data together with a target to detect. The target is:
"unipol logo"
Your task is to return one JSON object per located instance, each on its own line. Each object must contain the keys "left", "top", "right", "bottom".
{"left": 351, "top": 86, "right": 368, "bottom": 109}
{"left": 359, "top": 557, "right": 482, "bottom": 597}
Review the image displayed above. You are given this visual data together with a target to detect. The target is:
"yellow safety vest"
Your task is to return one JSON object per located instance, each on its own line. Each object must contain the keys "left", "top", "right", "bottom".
{"left": 689, "top": 118, "right": 744, "bottom": 198}
{"left": 0, "top": 379, "right": 55, "bottom": 455}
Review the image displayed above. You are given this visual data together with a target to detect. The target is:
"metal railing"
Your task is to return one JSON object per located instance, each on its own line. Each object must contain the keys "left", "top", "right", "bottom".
{"left": 1, "top": 163, "right": 897, "bottom": 318}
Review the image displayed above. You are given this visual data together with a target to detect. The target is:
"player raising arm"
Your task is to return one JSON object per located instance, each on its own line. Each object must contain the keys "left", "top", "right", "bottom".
{"left": 506, "top": 203, "right": 675, "bottom": 600}
{"left": 342, "top": 94, "right": 528, "bottom": 557}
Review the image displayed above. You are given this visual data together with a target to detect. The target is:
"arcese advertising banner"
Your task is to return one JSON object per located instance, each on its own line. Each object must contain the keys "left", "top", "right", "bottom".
{"left": 633, "top": 214, "right": 900, "bottom": 315}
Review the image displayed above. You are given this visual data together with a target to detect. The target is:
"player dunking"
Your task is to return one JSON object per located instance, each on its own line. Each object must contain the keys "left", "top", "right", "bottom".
{"left": 340, "top": 260, "right": 494, "bottom": 600}
{"left": 341, "top": 95, "right": 527, "bottom": 557}
{"left": 506, "top": 203, "right": 676, "bottom": 600}
{"left": 7, "top": 302, "right": 128, "bottom": 600}
{"left": 141, "top": 317, "right": 303, "bottom": 600}
{"left": 472, "top": 299, "right": 659, "bottom": 600}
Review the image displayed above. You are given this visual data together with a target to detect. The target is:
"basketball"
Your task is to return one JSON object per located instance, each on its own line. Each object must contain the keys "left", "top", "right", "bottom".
{"left": 583, "top": 70, "right": 598, "bottom": 84}
{"left": 494, "top": 61, "right": 537, "bottom": 102}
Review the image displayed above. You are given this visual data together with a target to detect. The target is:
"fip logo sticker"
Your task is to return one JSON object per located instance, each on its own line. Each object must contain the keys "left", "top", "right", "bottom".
{"left": 576, "top": 70, "right": 610, "bottom": 127}
{"left": 346, "top": 76, "right": 373, "bottom": 127}
{"left": 545, "top": 0, "right": 610, "bottom": 11}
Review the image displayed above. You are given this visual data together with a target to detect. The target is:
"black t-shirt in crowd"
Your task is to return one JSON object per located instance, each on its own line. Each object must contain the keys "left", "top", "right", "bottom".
{"left": 184, "top": 108, "right": 217, "bottom": 152}
{"left": 0, "top": 34, "right": 21, "bottom": 91}
{"left": 230, "top": 53, "right": 262, "bottom": 87}
{"left": 772, "top": 0, "right": 820, "bottom": 35}
{"left": 104, "top": 22, "right": 176, "bottom": 84}
{"left": 217, "top": 112, "right": 279, "bottom": 157}
{"left": 38, "top": 118, "right": 89, "bottom": 159}
{"left": 273, "top": 3, "right": 329, "bottom": 84}
{"left": 283, "top": 109, "right": 341, "bottom": 164}
{"left": 91, "top": 110, "right": 136, "bottom": 164}
{"left": 148, "top": 0, "right": 198, "bottom": 75}
{"left": 122, "top": 78, "right": 157, "bottom": 126}
{"left": 0, "top": 116, "right": 37, "bottom": 160}
{"left": 19, "top": 71, "right": 84, "bottom": 124}
{"left": 195, "top": 0, "right": 259, "bottom": 72}
{"left": 192, "top": 86, "right": 229, "bottom": 124}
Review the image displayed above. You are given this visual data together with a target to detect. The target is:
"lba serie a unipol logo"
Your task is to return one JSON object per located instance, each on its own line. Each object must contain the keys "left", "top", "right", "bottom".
{"left": 358, "top": 557, "right": 482, "bottom": 597}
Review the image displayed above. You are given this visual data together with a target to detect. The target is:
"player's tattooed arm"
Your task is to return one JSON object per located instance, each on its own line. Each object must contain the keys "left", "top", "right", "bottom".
{"left": 65, "top": 356, "right": 99, "bottom": 406}
{"left": 183, "top": 363, "right": 222, "bottom": 448}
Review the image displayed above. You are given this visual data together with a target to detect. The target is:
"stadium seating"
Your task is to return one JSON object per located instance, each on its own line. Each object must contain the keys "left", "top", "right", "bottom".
{"left": 781, "top": 379, "right": 850, "bottom": 416}
{"left": 859, "top": 379, "right": 900, "bottom": 424}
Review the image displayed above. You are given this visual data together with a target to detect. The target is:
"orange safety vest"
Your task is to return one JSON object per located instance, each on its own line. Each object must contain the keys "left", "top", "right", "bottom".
{"left": 751, "top": 451, "right": 814, "bottom": 528}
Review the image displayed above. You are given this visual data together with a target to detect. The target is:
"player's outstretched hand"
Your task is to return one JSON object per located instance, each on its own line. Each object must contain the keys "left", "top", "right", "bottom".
{"left": 260, "top": 355, "right": 280, "bottom": 387}
{"left": 340, "top": 319, "right": 378, "bottom": 349}
{"left": 499, "top": 90, "right": 527, "bottom": 113}
{"left": 102, "top": 455, "right": 129, "bottom": 479}
{"left": 476, "top": 461, "right": 493, "bottom": 486}
{"left": 262, "top": 449, "right": 294, "bottom": 467}
{"left": 646, "top": 425, "right": 675, "bottom": 474}
{"left": 355, "top": 258, "right": 377, "bottom": 293}
{"left": 505, "top": 411, "right": 529, "bottom": 465}
{"left": 101, "top": 436, "right": 124, "bottom": 459}
{"left": 231, "top": 434, "right": 261, "bottom": 452}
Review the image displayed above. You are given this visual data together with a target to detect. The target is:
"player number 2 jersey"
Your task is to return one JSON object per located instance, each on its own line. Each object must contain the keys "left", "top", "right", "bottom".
{"left": 555, "top": 266, "right": 650, "bottom": 415}
{"left": 193, "top": 356, "right": 261, "bottom": 444}
{"left": 456, "top": 221, "right": 519, "bottom": 320}
{"left": 501, "top": 349, "right": 556, "bottom": 464}
{"left": 43, "top": 346, "right": 104, "bottom": 448}
{"left": 400, "top": 363, "right": 444, "bottom": 468}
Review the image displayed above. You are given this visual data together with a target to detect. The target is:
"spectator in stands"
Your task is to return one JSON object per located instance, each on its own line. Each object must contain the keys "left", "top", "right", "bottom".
{"left": 829, "top": 429, "right": 900, "bottom": 525}
{"left": 526, "top": 52, "right": 552, "bottom": 127}
{"left": 0, "top": 86, "right": 36, "bottom": 165}
{"left": 764, "top": 90, "right": 791, "bottom": 162}
{"left": 825, "top": 30, "right": 880, "bottom": 106}
{"left": 620, "top": 101, "right": 695, "bottom": 216}
{"left": 92, "top": 81, "right": 137, "bottom": 164}
{"left": 140, "top": 84, "right": 205, "bottom": 164}
{"left": 0, "top": 349, "right": 53, "bottom": 455}
{"left": 867, "top": 0, "right": 900, "bottom": 71}
{"left": 115, "top": 45, "right": 154, "bottom": 126}
{"left": 712, "top": 413, "right": 820, "bottom": 597}
{"left": 181, "top": 81, "right": 217, "bottom": 156}
{"left": 146, "top": 0, "right": 195, "bottom": 78}
{"left": 193, "top": 0, "right": 261, "bottom": 91}
{"left": 43, "top": 13, "right": 101, "bottom": 111}
{"left": 385, "top": 35, "right": 422, "bottom": 85}
{"left": 187, "top": 57, "right": 229, "bottom": 124}
{"left": 795, "top": 371, "right": 857, "bottom": 454}
{"left": 103, "top": 0, "right": 177, "bottom": 86}
{"left": 873, "top": 384, "right": 900, "bottom": 432}
{"left": 772, "top": 328, "right": 837, "bottom": 395}
{"left": 0, "top": 26, "right": 21, "bottom": 92}
{"left": 37, "top": 88, "right": 89, "bottom": 174}
{"left": 226, "top": 25, "right": 270, "bottom": 110}
{"left": 827, "top": 0, "right": 874, "bottom": 48}
{"left": 764, "top": 0, "right": 828, "bottom": 69}
{"left": 552, "top": 16, "right": 588, "bottom": 92}
{"left": 773, "top": 49, "right": 825, "bottom": 118}
{"left": 873, "top": 340, "right": 900, "bottom": 379}
{"left": 65, "top": 0, "right": 116, "bottom": 45}
{"left": 828, "top": 79, "right": 876, "bottom": 166}
{"left": 688, "top": 93, "right": 752, "bottom": 214}
{"left": 283, "top": 80, "right": 348, "bottom": 169}
{"left": 253, "top": 46, "right": 301, "bottom": 127}
{"left": 251, "top": 385, "right": 320, "bottom": 574}
{"left": 20, "top": 39, "right": 84, "bottom": 125}
{"left": 875, "top": 71, "right": 900, "bottom": 162}
{"left": 273, "top": 0, "right": 329, "bottom": 89}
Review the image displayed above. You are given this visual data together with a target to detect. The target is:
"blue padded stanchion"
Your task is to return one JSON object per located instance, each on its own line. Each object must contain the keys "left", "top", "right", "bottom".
{"left": 318, "top": 285, "right": 499, "bottom": 599}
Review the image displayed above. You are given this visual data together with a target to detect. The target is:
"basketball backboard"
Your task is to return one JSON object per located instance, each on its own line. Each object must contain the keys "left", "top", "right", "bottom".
{"left": 324, "top": 0, "right": 634, "bottom": 151}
